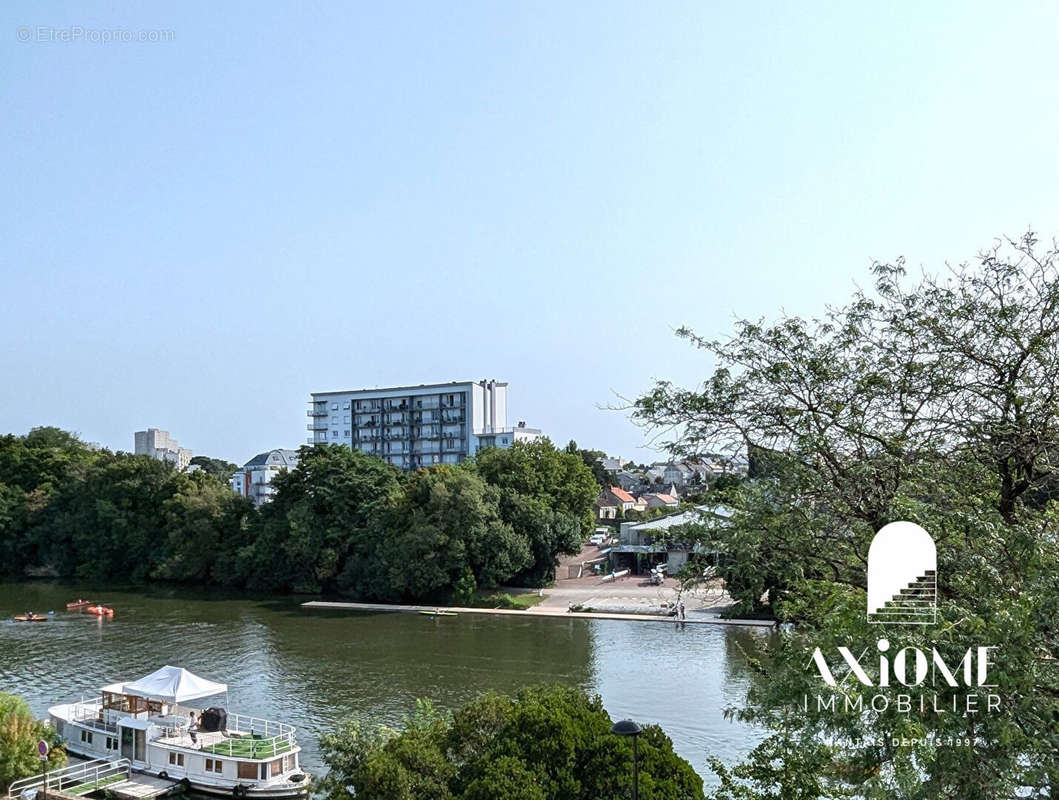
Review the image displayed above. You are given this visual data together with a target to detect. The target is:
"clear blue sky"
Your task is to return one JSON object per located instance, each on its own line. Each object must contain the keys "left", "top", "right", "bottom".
{"left": 3, "top": 1, "right": 1058, "bottom": 463}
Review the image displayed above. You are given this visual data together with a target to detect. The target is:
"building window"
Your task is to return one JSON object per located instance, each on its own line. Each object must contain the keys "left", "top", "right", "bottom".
{"left": 332, "top": 431, "right": 338, "bottom": 438}
{"left": 343, "top": 416, "right": 350, "bottom": 424}
{"left": 205, "top": 759, "right": 223, "bottom": 774}
{"left": 169, "top": 752, "right": 185, "bottom": 766}
{"left": 343, "top": 430, "right": 350, "bottom": 437}
{"left": 343, "top": 402, "right": 350, "bottom": 409}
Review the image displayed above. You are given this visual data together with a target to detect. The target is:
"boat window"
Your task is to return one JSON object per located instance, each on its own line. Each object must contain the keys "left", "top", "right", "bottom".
{"left": 80, "top": 730, "right": 93, "bottom": 744}
{"left": 270, "top": 759, "right": 282, "bottom": 777}
{"left": 168, "top": 752, "right": 184, "bottom": 766}
{"left": 205, "top": 758, "right": 223, "bottom": 774}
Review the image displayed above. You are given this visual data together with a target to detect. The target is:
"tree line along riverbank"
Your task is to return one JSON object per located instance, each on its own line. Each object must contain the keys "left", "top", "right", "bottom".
{"left": 0, "top": 429, "right": 599, "bottom": 603}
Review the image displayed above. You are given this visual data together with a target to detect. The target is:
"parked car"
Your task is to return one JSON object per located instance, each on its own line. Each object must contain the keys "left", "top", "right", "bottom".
{"left": 589, "top": 533, "right": 608, "bottom": 546}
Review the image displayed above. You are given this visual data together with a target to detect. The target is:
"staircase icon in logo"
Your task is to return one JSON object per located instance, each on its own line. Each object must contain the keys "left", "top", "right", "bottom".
{"left": 867, "top": 521, "right": 936, "bottom": 625}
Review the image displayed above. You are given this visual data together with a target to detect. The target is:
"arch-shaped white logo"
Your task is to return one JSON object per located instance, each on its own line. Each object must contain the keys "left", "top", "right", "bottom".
{"left": 867, "top": 521, "right": 936, "bottom": 625}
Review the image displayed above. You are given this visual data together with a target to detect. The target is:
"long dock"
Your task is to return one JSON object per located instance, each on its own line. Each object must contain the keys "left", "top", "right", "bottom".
{"left": 301, "top": 600, "right": 776, "bottom": 627}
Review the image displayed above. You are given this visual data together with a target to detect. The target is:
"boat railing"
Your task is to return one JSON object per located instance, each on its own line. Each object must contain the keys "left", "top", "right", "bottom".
{"left": 7, "top": 758, "right": 131, "bottom": 798}
{"left": 226, "top": 712, "right": 295, "bottom": 740}
{"left": 154, "top": 712, "right": 296, "bottom": 760}
{"left": 208, "top": 713, "right": 297, "bottom": 759}
{"left": 67, "top": 699, "right": 118, "bottom": 733}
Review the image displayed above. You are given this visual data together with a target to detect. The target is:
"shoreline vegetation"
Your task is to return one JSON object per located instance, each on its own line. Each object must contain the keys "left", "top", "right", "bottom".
{"left": 316, "top": 683, "right": 707, "bottom": 800}
{"left": 0, "top": 692, "right": 66, "bottom": 793}
{"left": 0, "top": 433, "right": 600, "bottom": 605}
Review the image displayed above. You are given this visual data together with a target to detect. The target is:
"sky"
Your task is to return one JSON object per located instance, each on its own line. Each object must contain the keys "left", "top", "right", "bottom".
{"left": 3, "top": 1, "right": 1059, "bottom": 464}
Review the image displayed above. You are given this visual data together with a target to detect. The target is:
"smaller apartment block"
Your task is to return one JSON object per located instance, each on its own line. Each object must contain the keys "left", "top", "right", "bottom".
{"left": 231, "top": 448, "right": 300, "bottom": 507}
{"left": 134, "top": 428, "right": 192, "bottom": 471}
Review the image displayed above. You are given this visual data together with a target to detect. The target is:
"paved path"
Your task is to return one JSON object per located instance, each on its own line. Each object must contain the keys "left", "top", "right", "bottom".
{"left": 301, "top": 600, "right": 775, "bottom": 627}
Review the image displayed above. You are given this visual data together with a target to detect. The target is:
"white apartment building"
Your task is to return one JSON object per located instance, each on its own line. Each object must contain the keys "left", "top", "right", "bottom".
{"left": 475, "top": 420, "right": 543, "bottom": 450}
{"left": 308, "top": 379, "right": 539, "bottom": 470}
{"left": 230, "top": 448, "right": 299, "bottom": 507}
{"left": 134, "top": 428, "right": 192, "bottom": 471}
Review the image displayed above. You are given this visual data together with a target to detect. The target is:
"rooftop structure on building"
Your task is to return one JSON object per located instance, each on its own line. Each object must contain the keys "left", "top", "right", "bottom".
{"left": 308, "top": 379, "right": 541, "bottom": 470}
{"left": 134, "top": 428, "right": 192, "bottom": 471}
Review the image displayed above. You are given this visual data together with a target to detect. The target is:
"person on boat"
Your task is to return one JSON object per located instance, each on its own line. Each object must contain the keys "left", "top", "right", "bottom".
{"left": 188, "top": 711, "right": 198, "bottom": 744}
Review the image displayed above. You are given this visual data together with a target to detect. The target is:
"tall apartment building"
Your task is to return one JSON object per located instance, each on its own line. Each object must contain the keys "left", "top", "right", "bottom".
{"left": 307, "top": 379, "right": 538, "bottom": 470}
{"left": 134, "top": 428, "right": 192, "bottom": 471}
{"left": 230, "top": 448, "right": 299, "bottom": 507}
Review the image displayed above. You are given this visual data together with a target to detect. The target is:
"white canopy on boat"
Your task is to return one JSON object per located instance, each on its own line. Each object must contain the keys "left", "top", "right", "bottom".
{"left": 119, "top": 666, "right": 227, "bottom": 703}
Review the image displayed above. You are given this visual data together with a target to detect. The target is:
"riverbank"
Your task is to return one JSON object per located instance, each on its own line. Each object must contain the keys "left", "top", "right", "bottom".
{"left": 301, "top": 600, "right": 776, "bottom": 626}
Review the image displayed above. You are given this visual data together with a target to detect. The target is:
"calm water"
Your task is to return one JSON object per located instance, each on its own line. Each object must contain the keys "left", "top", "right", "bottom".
{"left": 0, "top": 581, "right": 767, "bottom": 784}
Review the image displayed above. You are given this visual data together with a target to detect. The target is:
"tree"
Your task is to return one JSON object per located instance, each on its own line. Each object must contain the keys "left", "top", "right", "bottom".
{"left": 154, "top": 471, "right": 253, "bottom": 584}
{"left": 476, "top": 440, "right": 599, "bottom": 536}
{"left": 475, "top": 440, "right": 597, "bottom": 585}
{"left": 0, "top": 693, "right": 66, "bottom": 791}
{"left": 188, "top": 455, "right": 239, "bottom": 481}
{"left": 633, "top": 232, "right": 1059, "bottom": 797}
{"left": 376, "top": 466, "right": 530, "bottom": 601}
{"left": 246, "top": 444, "right": 403, "bottom": 594}
{"left": 318, "top": 685, "right": 704, "bottom": 800}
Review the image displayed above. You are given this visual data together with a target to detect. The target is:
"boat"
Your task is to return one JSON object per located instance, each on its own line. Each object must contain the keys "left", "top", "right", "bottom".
{"left": 49, "top": 666, "right": 310, "bottom": 798}
{"left": 419, "top": 609, "right": 458, "bottom": 617}
{"left": 67, "top": 599, "right": 96, "bottom": 610}
{"left": 86, "top": 605, "right": 115, "bottom": 617}
{"left": 13, "top": 613, "right": 48, "bottom": 622}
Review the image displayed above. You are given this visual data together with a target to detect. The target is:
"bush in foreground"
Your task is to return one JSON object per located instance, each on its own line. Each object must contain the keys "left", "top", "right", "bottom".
{"left": 317, "top": 684, "right": 704, "bottom": 800}
{"left": 0, "top": 693, "right": 66, "bottom": 792}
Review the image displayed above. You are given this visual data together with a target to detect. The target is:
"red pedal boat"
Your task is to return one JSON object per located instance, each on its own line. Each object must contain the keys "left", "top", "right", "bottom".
{"left": 86, "top": 605, "right": 114, "bottom": 617}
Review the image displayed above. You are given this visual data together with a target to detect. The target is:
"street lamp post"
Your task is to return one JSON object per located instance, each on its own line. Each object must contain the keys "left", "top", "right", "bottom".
{"left": 610, "top": 719, "right": 642, "bottom": 800}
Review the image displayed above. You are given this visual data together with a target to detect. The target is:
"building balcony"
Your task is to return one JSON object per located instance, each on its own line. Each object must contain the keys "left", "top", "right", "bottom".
{"left": 307, "top": 409, "right": 328, "bottom": 417}
{"left": 307, "top": 423, "right": 328, "bottom": 432}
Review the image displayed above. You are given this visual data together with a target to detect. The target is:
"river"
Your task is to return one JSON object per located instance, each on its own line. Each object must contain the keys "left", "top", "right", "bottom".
{"left": 0, "top": 581, "right": 767, "bottom": 785}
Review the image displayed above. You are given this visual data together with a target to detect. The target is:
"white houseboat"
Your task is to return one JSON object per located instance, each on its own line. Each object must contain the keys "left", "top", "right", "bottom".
{"left": 49, "top": 666, "right": 310, "bottom": 798}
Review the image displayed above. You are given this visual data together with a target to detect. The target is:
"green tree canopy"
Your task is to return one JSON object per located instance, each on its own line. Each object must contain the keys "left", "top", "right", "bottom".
{"left": 318, "top": 685, "right": 704, "bottom": 800}
{"left": 0, "top": 693, "right": 66, "bottom": 791}
{"left": 188, "top": 455, "right": 239, "bottom": 481}
{"left": 634, "top": 232, "right": 1059, "bottom": 797}
{"left": 374, "top": 466, "right": 530, "bottom": 601}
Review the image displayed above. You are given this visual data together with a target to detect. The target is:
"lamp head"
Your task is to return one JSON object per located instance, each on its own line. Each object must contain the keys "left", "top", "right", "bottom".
{"left": 610, "top": 719, "right": 643, "bottom": 737}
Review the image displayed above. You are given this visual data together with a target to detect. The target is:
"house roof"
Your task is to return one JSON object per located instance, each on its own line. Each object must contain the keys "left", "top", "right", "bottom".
{"left": 608, "top": 486, "right": 635, "bottom": 503}
{"left": 245, "top": 449, "right": 300, "bottom": 468}
{"left": 653, "top": 493, "right": 677, "bottom": 504}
